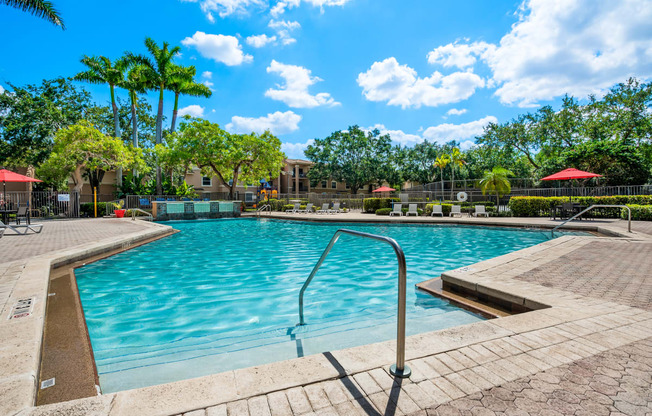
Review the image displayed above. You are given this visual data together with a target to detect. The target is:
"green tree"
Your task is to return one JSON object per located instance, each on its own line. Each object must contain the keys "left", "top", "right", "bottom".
{"left": 477, "top": 116, "right": 541, "bottom": 169}
{"left": 2, "top": 0, "right": 64, "bottom": 28}
{"left": 38, "top": 121, "right": 146, "bottom": 193}
{"left": 479, "top": 167, "right": 514, "bottom": 208}
{"left": 305, "top": 126, "right": 392, "bottom": 194}
{"left": 433, "top": 154, "right": 450, "bottom": 201}
{"left": 167, "top": 65, "right": 212, "bottom": 133}
{"left": 400, "top": 141, "right": 442, "bottom": 184}
{"left": 129, "top": 38, "right": 181, "bottom": 194}
{"left": 163, "top": 119, "right": 285, "bottom": 199}
{"left": 0, "top": 78, "right": 91, "bottom": 167}
{"left": 449, "top": 147, "right": 465, "bottom": 199}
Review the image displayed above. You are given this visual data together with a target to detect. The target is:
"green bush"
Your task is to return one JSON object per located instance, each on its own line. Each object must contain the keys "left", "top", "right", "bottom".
{"left": 508, "top": 195, "right": 652, "bottom": 217}
{"left": 424, "top": 203, "right": 454, "bottom": 215}
{"left": 363, "top": 198, "right": 399, "bottom": 213}
{"left": 80, "top": 202, "right": 107, "bottom": 217}
{"left": 375, "top": 208, "right": 393, "bottom": 215}
{"left": 624, "top": 204, "right": 652, "bottom": 221}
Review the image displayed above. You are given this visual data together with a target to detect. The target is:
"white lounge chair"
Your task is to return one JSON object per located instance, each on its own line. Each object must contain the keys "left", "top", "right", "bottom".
{"left": 0, "top": 220, "right": 43, "bottom": 235}
{"left": 389, "top": 203, "right": 403, "bottom": 216}
{"left": 406, "top": 204, "right": 419, "bottom": 216}
{"left": 473, "top": 205, "right": 489, "bottom": 217}
{"left": 449, "top": 205, "right": 462, "bottom": 217}
{"left": 298, "top": 203, "right": 313, "bottom": 213}
{"left": 399, "top": 193, "right": 409, "bottom": 204}
{"left": 316, "top": 203, "right": 330, "bottom": 214}
{"left": 285, "top": 203, "right": 300, "bottom": 213}
{"left": 431, "top": 205, "right": 443, "bottom": 216}
{"left": 329, "top": 202, "right": 341, "bottom": 214}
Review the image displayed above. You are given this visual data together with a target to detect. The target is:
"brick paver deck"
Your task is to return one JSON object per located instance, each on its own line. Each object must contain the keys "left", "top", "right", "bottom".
{"left": 0, "top": 218, "right": 150, "bottom": 264}
{"left": 515, "top": 241, "right": 652, "bottom": 311}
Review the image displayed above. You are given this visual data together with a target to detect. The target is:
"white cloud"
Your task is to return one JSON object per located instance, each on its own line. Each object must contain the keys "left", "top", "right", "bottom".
{"left": 365, "top": 124, "right": 423, "bottom": 146}
{"left": 271, "top": 0, "right": 349, "bottom": 16}
{"left": 427, "top": 41, "right": 494, "bottom": 69}
{"left": 178, "top": 105, "right": 205, "bottom": 117}
{"left": 246, "top": 34, "right": 277, "bottom": 48}
{"left": 181, "top": 32, "right": 253, "bottom": 66}
{"left": 281, "top": 138, "right": 314, "bottom": 158}
{"left": 422, "top": 116, "right": 497, "bottom": 145}
{"left": 265, "top": 60, "right": 339, "bottom": 108}
{"left": 426, "top": 0, "right": 652, "bottom": 107}
{"left": 201, "top": 71, "right": 213, "bottom": 79}
{"left": 446, "top": 108, "right": 467, "bottom": 116}
{"left": 0, "top": 85, "right": 4, "bottom": 94}
{"left": 357, "top": 57, "right": 485, "bottom": 108}
{"left": 226, "top": 110, "right": 302, "bottom": 135}
{"left": 268, "top": 19, "right": 300, "bottom": 45}
{"left": 181, "top": 0, "right": 265, "bottom": 20}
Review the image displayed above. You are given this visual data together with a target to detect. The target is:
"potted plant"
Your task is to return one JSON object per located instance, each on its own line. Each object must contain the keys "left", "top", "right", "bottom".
{"left": 112, "top": 200, "right": 126, "bottom": 218}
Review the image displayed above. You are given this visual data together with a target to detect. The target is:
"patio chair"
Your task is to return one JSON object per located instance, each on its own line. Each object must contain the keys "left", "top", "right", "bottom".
{"left": 285, "top": 203, "right": 300, "bottom": 213}
{"left": 317, "top": 203, "right": 330, "bottom": 214}
{"left": 0, "top": 220, "right": 43, "bottom": 235}
{"left": 193, "top": 198, "right": 200, "bottom": 201}
{"left": 400, "top": 193, "right": 409, "bottom": 204}
{"left": 329, "top": 202, "right": 341, "bottom": 214}
{"left": 473, "top": 205, "right": 489, "bottom": 217}
{"left": 167, "top": 198, "right": 176, "bottom": 202}
{"left": 182, "top": 197, "right": 191, "bottom": 201}
{"left": 203, "top": 198, "right": 210, "bottom": 201}
{"left": 406, "top": 204, "right": 419, "bottom": 216}
{"left": 156, "top": 197, "right": 165, "bottom": 202}
{"left": 390, "top": 203, "right": 403, "bottom": 216}
{"left": 450, "top": 205, "right": 462, "bottom": 217}
{"left": 139, "top": 198, "right": 151, "bottom": 208}
{"left": 298, "top": 203, "right": 313, "bottom": 213}
{"left": 431, "top": 205, "right": 443, "bottom": 217}
{"left": 15, "top": 206, "right": 29, "bottom": 225}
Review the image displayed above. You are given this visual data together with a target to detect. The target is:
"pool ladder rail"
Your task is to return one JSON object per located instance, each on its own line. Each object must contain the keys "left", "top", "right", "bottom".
{"left": 256, "top": 204, "right": 272, "bottom": 217}
{"left": 551, "top": 204, "right": 631, "bottom": 237}
{"left": 298, "top": 228, "right": 411, "bottom": 378}
{"left": 131, "top": 208, "right": 153, "bottom": 221}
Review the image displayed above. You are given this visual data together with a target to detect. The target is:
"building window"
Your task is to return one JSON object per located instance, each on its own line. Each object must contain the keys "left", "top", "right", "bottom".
{"left": 331, "top": 181, "right": 337, "bottom": 189}
{"left": 202, "top": 176, "right": 212, "bottom": 186}
{"left": 321, "top": 180, "right": 327, "bottom": 188}
{"left": 345, "top": 183, "right": 350, "bottom": 189}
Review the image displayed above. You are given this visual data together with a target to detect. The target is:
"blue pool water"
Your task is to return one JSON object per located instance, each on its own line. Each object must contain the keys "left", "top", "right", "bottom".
{"left": 76, "top": 219, "right": 560, "bottom": 392}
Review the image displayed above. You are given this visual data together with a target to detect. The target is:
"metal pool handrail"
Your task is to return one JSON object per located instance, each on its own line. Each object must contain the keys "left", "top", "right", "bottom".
{"left": 131, "top": 208, "right": 153, "bottom": 221}
{"left": 257, "top": 204, "right": 271, "bottom": 217}
{"left": 551, "top": 204, "right": 631, "bottom": 237}
{"left": 298, "top": 228, "right": 411, "bottom": 378}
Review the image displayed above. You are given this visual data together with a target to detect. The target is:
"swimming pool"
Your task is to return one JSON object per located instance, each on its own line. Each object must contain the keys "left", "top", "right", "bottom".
{"left": 75, "top": 219, "right": 561, "bottom": 392}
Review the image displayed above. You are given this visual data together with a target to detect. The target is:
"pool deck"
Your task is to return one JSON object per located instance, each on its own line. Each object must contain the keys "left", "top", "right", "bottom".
{"left": 1, "top": 216, "right": 650, "bottom": 416}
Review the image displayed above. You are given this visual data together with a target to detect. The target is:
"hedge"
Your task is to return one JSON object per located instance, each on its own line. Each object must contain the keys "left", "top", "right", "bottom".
{"left": 624, "top": 204, "right": 652, "bottom": 221}
{"left": 282, "top": 204, "right": 315, "bottom": 212}
{"left": 81, "top": 202, "right": 107, "bottom": 217}
{"left": 508, "top": 195, "right": 652, "bottom": 217}
{"left": 424, "top": 203, "right": 454, "bottom": 215}
{"left": 363, "top": 198, "right": 399, "bottom": 213}
{"left": 375, "top": 208, "right": 393, "bottom": 216}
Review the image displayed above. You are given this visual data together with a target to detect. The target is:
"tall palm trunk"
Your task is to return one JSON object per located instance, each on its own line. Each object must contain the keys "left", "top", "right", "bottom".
{"left": 130, "top": 92, "right": 139, "bottom": 175}
{"left": 110, "top": 84, "right": 123, "bottom": 187}
{"left": 170, "top": 92, "right": 180, "bottom": 133}
{"left": 155, "top": 85, "right": 164, "bottom": 195}
{"left": 450, "top": 167, "right": 455, "bottom": 200}
{"left": 439, "top": 167, "right": 444, "bottom": 201}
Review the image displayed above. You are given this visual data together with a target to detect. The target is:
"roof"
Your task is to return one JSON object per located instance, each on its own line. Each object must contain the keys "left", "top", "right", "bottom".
{"left": 285, "top": 159, "right": 313, "bottom": 165}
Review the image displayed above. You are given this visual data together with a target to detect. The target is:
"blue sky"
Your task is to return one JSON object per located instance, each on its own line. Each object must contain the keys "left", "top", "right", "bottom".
{"left": 1, "top": 0, "right": 651, "bottom": 158}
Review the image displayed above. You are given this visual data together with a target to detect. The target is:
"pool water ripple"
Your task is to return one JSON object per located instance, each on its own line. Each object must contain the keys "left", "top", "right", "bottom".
{"left": 75, "top": 218, "right": 570, "bottom": 392}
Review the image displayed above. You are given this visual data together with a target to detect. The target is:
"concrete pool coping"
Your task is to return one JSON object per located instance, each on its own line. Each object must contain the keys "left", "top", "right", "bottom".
{"left": 2, "top": 217, "right": 650, "bottom": 416}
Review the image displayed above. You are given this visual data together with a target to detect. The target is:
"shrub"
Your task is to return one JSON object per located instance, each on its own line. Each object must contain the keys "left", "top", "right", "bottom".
{"left": 375, "top": 208, "right": 393, "bottom": 215}
{"left": 624, "top": 204, "right": 652, "bottom": 221}
{"left": 508, "top": 195, "right": 652, "bottom": 217}
{"left": 363, "top": 198, "right": 399, "bottom": 213}
{"left": 401, "top": 207, "right": 424, "bottom": 215}
{"left": 80, "top": 202, "right": 107, "bottom": 217}
{"left": 424, "top": 203, "right": 454, "bottom": 215}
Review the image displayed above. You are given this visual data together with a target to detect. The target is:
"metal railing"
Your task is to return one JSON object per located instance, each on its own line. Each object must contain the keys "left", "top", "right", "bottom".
{"left": 551, "top": 204, "right": 632, "bottom": 237}
{"left": 256, "top": 204, "right": 271, "bottom": 217}
{"left": 131, "top": 208, "right": 153, "bottom": 221}
{"left": 297, "top": 229, "right": 411, "bottom": 378}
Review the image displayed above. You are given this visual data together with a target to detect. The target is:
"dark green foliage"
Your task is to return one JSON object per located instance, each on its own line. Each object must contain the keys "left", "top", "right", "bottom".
{"left": 424, "top": 203, "right": 454, "bottom": 215}
{"left": 375, "top": 208, "right": 392, "bottom": 216}
{"left": 624, "top": 205, "right": 652, "bottom": 221}
{"left": 363, "top": 198, "right": 399, "bottom": 213}
{"left": 80, "top": 202, "right": 107, "bottom": 217}
{"left": 508, "top": 195, "right": 652, "bottom": 217}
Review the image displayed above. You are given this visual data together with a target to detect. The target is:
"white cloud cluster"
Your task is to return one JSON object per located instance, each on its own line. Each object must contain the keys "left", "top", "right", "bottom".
{"left": 446, "top": 108, "right": 467, "bottom": 116}
{"left": 0, "top": 85, "right": 4, "bottom": 94}
{"left": 178, "top": 105, "right": 205, "bottom": 117}
{"left": 282, "top": 139, "right": 314, "bottom": 158}
{"left": 181, "top": 0, "right": 265, "bottom": 21}
{"left": 270, "top": 0, "right": 350, "bottom": 16}
{"left": 265, "top": 60, "right": 339, "bottom": 108}
{"left": 246, "top": 34, "right": 277, "bottom": 48}
{"left": 425, "top": 0, "right": 652, "bottom": 107}
{"left": 201, "top": 71, "right": 214, "bottom": 89}
{"left": 268, "top": 19, "right": 300, "bottom": 45}
{"left": 226, "top": 110, "right": 302, "bottom": 135}
{"left": 357, "top": 57, "right": 485, "bottom": 108}
{"left": 181, "top": 32, "right": 253, "bottom": 66}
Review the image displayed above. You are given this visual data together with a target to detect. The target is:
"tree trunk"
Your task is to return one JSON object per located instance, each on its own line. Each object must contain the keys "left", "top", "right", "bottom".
{"left": 111, "top": 85, "right": 123, "bottom": 188}
{"left": 131, "top": 95, "right": 139, "bottom": 176}
{"left": 26, "top": 165, "right": 35, "bottom": 212}
{"left": 170, "top": 93, "right": 179, "bottom": 133}
{"left": 496, "top": 191, "right": 500, "bottom": 213}
{"left": 72, "top": 166, "right": 84, "bottom": 193}
{"left": 440, "top": 168, "right": 444, "bottom": 202}
{"left": 450, "top": 168, "right": 455, "bottom": 200}
{"left": 156, "top": 86, "right": 164, "bottom": 195}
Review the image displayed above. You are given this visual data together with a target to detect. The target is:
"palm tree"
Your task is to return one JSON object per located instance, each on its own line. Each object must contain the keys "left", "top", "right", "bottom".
{"left": 433, "top": 154, "right": 449, "bottom": 201}
{"left": 128, "top": 38, "right": 181, "bottom": 194}
{"left": 479, "top": 167, "right": 514, "bottom": 209}
{"left": 167, "top": 65, "right": 212, "bottom": 133}
{"left": 120, "top": 63, "right": 153, "bottom": 149}
{"left": 449, "top": 147, "right": 466, "bottom": 200}
{"left": 2, "top": 0, "right": 65, "bottom": 29}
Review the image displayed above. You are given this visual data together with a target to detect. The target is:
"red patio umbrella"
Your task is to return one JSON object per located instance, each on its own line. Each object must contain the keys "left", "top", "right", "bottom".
{"left": 0, "top": 169, "right": 42, "bottom": 208}
{"left": 541, "top": 168, "right": 602, "bottom": 202}
{"left": 372, "top": 186, "right": 396, "bottom": 193}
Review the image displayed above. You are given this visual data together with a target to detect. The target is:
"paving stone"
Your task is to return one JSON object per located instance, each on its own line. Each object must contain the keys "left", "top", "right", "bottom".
{"left": 352, "top": 372, "right": 383, "bottom": 396}
{"left": 226, "top": 399, "right": 249, "bottom": 416}
{"left": 266, "top": 391, "right": 292, "bottom": 416}
{"left": 285, "top": 387, "right": 312, "bottom": 415}
{"left": 303, "top": 384, "right": 331, "bottom": 410}
{"left": 367, "top": 391, "right": 403, "bottom": 416}
{"left": 206, "top": 404, "right": 227, "bottom": 416}
{"left": 319, "top": 380, "right": 348, "bottom": 406}
{"left": 247, "top": 396, "right": 271, "bottom": 416}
